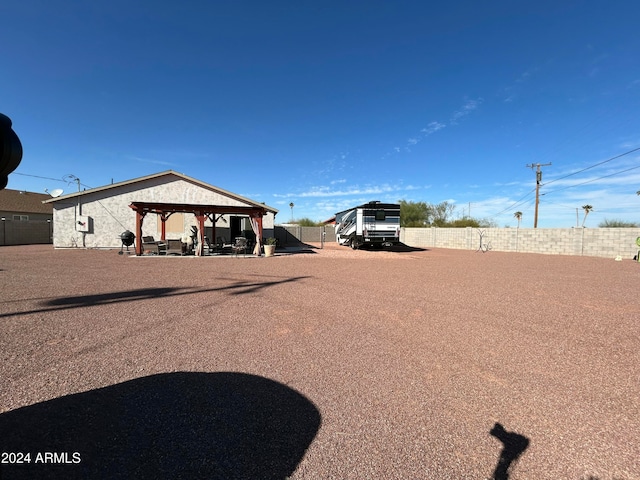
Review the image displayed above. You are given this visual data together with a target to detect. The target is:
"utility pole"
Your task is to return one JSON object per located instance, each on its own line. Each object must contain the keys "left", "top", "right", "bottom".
{"left": 526, "top": 163, "right": 551, "bottom": 228}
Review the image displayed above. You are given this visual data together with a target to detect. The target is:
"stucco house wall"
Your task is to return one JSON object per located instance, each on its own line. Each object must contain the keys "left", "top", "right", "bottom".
{"left": 46, "top": 172, "right": 277, "bottom": 249}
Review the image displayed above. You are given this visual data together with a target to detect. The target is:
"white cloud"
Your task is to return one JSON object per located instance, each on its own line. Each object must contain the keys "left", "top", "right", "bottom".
{"left": 516, "top": 69, "right": 534, "bottom": 83}
{"left": 274, "top": 181, "right": 428, "bottom": 200}
{"left": 501, "top": 68, "right": 537, "bottom": 102}
{"left": 450, "top": 98, "right": 483, "bottom": 125}
{"left": 421, "top": 121, "right": 446, "bottom": 136}
{"left": 298, "top": 184, "right": 397, "bottom": 198}
{"left": 128, "top": 155, "right": 176, "bottom": 166}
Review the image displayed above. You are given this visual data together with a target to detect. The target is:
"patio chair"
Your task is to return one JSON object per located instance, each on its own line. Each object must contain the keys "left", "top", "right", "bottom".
{"left": 231, "top": 237, "right": 248, "bottom": 257}
{"left": 165, "top": 239, "right": 185, "bottom": 255}
{"left": 216, "top": 236, "right": 233, "bottom": 253}
{"left": 203, "top": 236, "right": 214, "bottom": 255}
{"left": 142, "top": 236, "right": 166, "bottom": 255}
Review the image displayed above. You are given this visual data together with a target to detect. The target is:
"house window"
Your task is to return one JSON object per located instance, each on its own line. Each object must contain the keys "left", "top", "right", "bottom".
{"left": 13, "top": 215, "right": 29, "bottom": 221}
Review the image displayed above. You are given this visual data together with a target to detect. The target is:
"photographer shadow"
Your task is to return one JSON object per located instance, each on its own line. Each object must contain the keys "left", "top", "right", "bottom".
{"left": 0, "top": 372, "right": 321, "bottom": 480}
{"left": 489, "top": 422, "right": 530, "bottom": 480}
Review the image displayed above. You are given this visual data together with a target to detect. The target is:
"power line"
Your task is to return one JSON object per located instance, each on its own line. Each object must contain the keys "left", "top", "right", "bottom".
{"left": 14, "top": 171, "right": 93, "bottom": 190}
{"left": 543, "top": 146, "right": 640, "bottom": 186}
{"left": 14, "top": 172, "right": 66, "bottom": 183}
{"left": 490, "top": 187, "right": 537, "bottom": 217}
{"left": 16, "top": 171, "right": 125, "bottom": 227}
{"left": 543, "top": 164, "right": 640, "bottom": 196}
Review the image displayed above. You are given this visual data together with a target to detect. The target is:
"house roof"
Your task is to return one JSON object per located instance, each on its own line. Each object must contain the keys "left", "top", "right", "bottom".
{"left": 42, "top": 170, "right": 279, "bottom": 214}
{"left": 0, "top": 189, "right": 53, "bottom": 215}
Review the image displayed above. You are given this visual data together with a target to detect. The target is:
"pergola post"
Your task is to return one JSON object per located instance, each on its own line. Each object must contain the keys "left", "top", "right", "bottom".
{"left": 252, "top": 212, "right": 264, "bottom": 256}
{"left": 160, "top": 213, "right": 167, "bottom": 241}
{"left": 256, "top": 214, "right": 263, "bottom": 241}
{"left": 195, "top": 212, "right": 206, "bottom": 256}
{"left": 134, "top": 209, "right": 144, "bottom": 256}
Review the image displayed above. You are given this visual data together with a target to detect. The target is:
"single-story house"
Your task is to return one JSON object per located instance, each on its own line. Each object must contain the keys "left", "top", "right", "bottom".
{"left": 0, "top": 189, "right": 53, "bottom": 245}
{"left": 43, "top": 171, "right": 278, "bottom": 254}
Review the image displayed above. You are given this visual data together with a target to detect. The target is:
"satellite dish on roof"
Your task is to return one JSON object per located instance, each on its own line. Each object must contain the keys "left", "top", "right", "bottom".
{"left": 46, "top": 188, "right": 64, "bottom": 197}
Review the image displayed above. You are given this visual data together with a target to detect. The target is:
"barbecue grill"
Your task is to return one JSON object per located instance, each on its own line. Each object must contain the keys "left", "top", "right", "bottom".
{"left": 119, "top": 230, "right": 135, "bottom": 255}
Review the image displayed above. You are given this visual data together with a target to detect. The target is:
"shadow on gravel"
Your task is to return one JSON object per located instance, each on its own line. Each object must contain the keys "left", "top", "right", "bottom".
{"left": 347, "top": 243, "right": 427, "bottom": 253}
{"left": 0, "top": 277, "right": 310, "bottom": 318}
{"left": 275, "top": 241, "right": 427, "bottom": 254}
{"left": 276, "top": 243, "right": 319, "bottom": 255}
{"left": 48, "top": 287, "right": 181, "bottom": 306}
{"left": 381, "top": 242, "right": 427, "bottom": 253}
{"left": 0, "top": 372, "right": 321, "bottom": 480}
{"left": 489, "top": 422, "right": 530, "bottom": 480}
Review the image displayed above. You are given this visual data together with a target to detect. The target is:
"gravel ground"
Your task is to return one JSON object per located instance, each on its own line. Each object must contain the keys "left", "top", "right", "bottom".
{"left": 1, "top": 244, "right": 639, "bottom": 479}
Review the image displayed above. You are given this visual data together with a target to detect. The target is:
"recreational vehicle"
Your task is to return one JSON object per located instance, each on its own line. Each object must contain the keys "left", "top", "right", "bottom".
{"left": 335, "top": 201, "right": 400, "bottom": 249}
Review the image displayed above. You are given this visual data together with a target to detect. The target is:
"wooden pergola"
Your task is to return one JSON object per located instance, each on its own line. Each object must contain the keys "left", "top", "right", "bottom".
{"left": 129, "top": 201, "right": 267, "bottom": 256}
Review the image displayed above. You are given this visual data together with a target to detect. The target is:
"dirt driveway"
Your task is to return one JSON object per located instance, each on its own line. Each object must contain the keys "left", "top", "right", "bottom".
{"left": 1, "top": 244, "right": 639, "bottom": 479}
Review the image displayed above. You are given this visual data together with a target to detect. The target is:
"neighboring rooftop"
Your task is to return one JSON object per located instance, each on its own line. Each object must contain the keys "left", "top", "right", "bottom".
{"left": 0, "top": 189, "right": 53, "bottom": 215}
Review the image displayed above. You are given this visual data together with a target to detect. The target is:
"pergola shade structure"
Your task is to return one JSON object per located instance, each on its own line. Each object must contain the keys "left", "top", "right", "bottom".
{"left": 129, "top": 202, "right": 266, "bottom": 256}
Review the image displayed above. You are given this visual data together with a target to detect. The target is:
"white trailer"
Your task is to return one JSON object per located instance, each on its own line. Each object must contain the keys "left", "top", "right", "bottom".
{"left": 335, "top": 201, "right": 400, "bottom": 249}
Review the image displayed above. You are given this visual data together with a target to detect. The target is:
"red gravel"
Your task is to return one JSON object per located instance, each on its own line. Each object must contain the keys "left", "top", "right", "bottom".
{"left": 1, "top": 244, "right": 639, "bottom": 479}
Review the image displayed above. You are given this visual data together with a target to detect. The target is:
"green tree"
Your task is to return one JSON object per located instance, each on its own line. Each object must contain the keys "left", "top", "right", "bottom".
{"left": 293, "top": 217, "right": 321, "bottom": 226}
{"left": 598, "top": 219, "right": 639, "bottom": 228}
{"left": 430, "top": 201, "right": 456, "bottom": 227}
{"left": 447, "top": 218, "right": 481, "bottom": 228}
{"left": 477, "top": 218, "right": 498, "bottom": 228}
{"left": 399, "top": 200, "right": 430, "bottom": 227}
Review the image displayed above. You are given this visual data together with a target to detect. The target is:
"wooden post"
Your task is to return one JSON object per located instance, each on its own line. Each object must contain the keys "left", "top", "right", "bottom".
{"left": 257, "top": 214, "right": 263, "bottom": 240}
{"left": 196, "top": 212, "right": 206, "bottom": 256}
{"left": 160, "top": 213, "right": 167, "bottom": 241}
{"left": 135, "top": 210, "right": 144, "bottom": 256}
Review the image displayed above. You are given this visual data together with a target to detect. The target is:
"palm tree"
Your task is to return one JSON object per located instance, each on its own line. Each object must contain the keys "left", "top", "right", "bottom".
{"left": 514, "top": 211, "right": 522, "bottom": 229}
{"left": 513, "top": 211, "right": 523, "bottom": 252}
{"left": 581, "top": 205, "right": 593, "bottom": 227}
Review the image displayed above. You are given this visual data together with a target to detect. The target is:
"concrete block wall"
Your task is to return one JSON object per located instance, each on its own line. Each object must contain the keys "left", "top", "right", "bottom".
{"left": 401, "top": 227, "right": 640, "bottom": 259}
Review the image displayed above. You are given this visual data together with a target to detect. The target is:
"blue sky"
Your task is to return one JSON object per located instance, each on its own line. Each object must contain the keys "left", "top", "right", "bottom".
{"left": 2, "top": 0, "right": 640, "bottom": 227}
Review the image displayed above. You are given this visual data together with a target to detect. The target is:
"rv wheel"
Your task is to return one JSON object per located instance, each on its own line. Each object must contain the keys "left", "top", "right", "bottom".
{"left": 350, "top": 238, "right": 358, "bottom": 250}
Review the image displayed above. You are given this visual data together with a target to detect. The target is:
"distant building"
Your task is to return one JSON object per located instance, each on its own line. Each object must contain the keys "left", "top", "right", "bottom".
{"left": 0, "top": 189, "right": 53, "bottom": 245}
{"left": 0, "top": 188, "right": 52, "bottom": 222}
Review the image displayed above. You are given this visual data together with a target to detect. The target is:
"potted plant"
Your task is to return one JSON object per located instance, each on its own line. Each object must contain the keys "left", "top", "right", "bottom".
{"left": 264, "top": 237, "right": 277, "bottom": 257}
